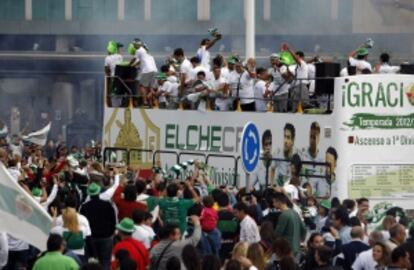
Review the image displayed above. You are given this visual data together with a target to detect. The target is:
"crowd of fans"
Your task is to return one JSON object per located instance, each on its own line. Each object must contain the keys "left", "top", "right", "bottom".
{"left": 0, "top": 134, "right": 414, "bottom": 270}
{"left": 105, "top": 36, "right": 403, "bottom": 112}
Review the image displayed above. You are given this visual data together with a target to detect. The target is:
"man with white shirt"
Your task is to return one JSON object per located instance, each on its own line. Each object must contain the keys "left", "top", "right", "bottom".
{"left": 233, "top": 202, "right": 261, "bottom": 244}
{"left": 348, "top": 47, "right": 372, "bottom": 74}
{"left": 188, "top": 56, "right": 212, "bottom": 85}
{"left": 222, "top": 55, "right": 237, "bottom": 82}
{"left": 375, "top": 53, "right": 400, "bottom": 74}
{"left": 197, "top": 34, "right": 222, "bottom": 70}
{"left": 301, "top": 122, "right": 327, "bottom": 198}
{"left": 209, "top": 66, "right": 230, "bottom": 111}
{"left": 283, "top": 153, "right": 303, "bottom": 203}
{"left": 268, "top": 54, "right": 290, "bottom": 112}
{"left": 235, "top": 58, "right": 256, "bottom": 111}
{"left": 132, "top": 210, "right": 155, "bottom": 249}
{"left": 173, "top": 48, "right": 192, "bottom": 97}
{"left": 155, "top": 73, "right": 178, "bottom": 109}
{"left": 104, "top": 41, "right": 123, "bottom": 77}
{"left": 130, "top": 39, "right": 158, "bottom": 107}
{"left": 254, "top": 67, "right": 270, "bottom": 112}
{"left": 275, "top": 123, "right": 298, "bottom": 186}
{"left": 251, "top": 129, "right": 277, "bottom": 189}
{"left": 352, "top": 231, "right": 384, "bottom": 270}
{"left": 282, "top": 45, "right": 310, "bottom": 112}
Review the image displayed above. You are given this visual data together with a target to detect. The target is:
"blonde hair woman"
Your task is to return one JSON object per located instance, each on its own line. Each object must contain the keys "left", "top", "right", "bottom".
{"left": 51, "top": 206, "right": 90, "bottom": 258}
{"left": 247, "top": 243, "right": 266, "bottom": 270}
{"left": 232, "top": 242, "right": 248, "bottom": 259}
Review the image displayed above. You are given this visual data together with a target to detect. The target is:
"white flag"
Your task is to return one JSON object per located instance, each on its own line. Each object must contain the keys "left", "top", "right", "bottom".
{"left": 22, "top": 122, "right": 51, "bottom": 146}
{"left": 0, "top": 163, "right": 52, "bottom": 250}
{"left": 0, "top": 124, "right": 7, "bottom": 138}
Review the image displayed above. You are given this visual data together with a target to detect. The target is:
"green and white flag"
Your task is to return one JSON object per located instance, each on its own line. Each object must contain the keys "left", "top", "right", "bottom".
{"left": 22, "top": 122, "right": 51, "bottom": 146}
{"left": 0, "top": 163, "right": 52, "bottom": 250}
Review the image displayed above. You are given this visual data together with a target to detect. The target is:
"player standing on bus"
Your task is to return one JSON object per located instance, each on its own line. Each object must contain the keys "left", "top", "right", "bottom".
{"left": 130, "top": 39, "right": 158, "bottom": 107}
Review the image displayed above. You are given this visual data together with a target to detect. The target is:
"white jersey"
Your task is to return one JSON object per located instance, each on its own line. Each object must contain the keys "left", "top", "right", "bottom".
{"left": 239, "top": 71, "right": 255, "bottom": 105}
{"left": 254, "top": 80, "right": 268, "bottom": 112}
{"left": 228, "top": 70, "right": 242, "bottom": 97}
{"left": 274, "top": 148, "right": 298, "bottom": 186}
{"left": 210, "top": 76, "right": 230, "bottom": 111}
{"left": 349, "top": 57, "right": 372, "bottom": 73}
{"left": 301, "top": 148, "right": 328, "bottom": 197}
{"left": 307, "top": 63, "right": 316, "bottom": 95}
{"left": 104, "top": 54, "right": 123, "bottom": 76}
{"left": 289, "top": 60, "right": 308, "bottom": 86}
{"left": 197, "top": 45, "right": 211, "bottom": 70}
{"left": 268, "top": 67, "right": 289, "bottom": 96}
{"left": 56, "top": 213, "right": 92, "bottom": 237}
{"left": 180, "top": 58, "right": 192, "bottom": 79}
{"left": 188, "top": 65, "right": 213, "bottom": 83}
{"left": 221, "top": 67, "right": 230, "bottom": 81}
{"left": 133, "top": 224, "right": 155, "bottom": 249}
{"left": 158, "top": 81, "right": 178, "bottom": 103}
{"left": 134, "top": 47, "right": 157, "bottom": 73}
{"left": 378, "top": 63, "right": 400, "bottom": 74}
{"left": 251, "top": 151, "right": 277, "bottom": 189}
{"left": 340, "top": 67, "right": 349, "bottom": 77}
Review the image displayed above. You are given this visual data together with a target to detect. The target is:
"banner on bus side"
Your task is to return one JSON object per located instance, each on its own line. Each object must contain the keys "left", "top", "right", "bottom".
{"left": 335, "top": 74, "right": 414, "bottom": 200}
{"left": 103, "top": 107, "right": 335, "bottom": 198}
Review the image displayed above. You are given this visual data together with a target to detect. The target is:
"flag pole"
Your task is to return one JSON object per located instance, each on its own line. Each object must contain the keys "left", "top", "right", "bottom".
{"left": 245, "top": 0, "right": 255, "bottom": 59}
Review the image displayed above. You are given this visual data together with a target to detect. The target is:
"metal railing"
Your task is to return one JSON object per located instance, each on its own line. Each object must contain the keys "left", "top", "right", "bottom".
{"left": 104, "top": 75, "right": 335, "bottom": 113}
{"left": 103, "top": 147, "right": 332, "bottom": 197}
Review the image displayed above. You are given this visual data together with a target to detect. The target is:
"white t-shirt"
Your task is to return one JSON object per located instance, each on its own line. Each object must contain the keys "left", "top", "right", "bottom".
{"left": 104, "top": 54, "right": 123, "bottom": 76}
{"left": 340, "top": 67, "right": 349, "bottom": 77}
{"left": 251, "top": 151, "right": 277, "bottom": 189}
{"left": 9, "top": 142, "right": 23, "bottom": 157}
{"left": 269, "top": 80, "right": 289, "bottom": 96}
{"left": 132, "top": 225, "right": 155, "bottom": 249}
{"left": 188, "top": 65, "right": 213, "bottom": 83}
{"left": 307, "top": 63, "right": 316, "bottom": 95}
{"left": 239, "top": 215, "right": 261, "bottom": 244}
{"left": 284, "top": 183, "right": 299, "bottom": 201}
{"left": 56, "top": 213, "right": 92, "bottom": 237}
{"left": 268, "top": 67, "right": 290, "bottom": 96}
{"left": 210, "top": 76, "right": 230, "bottom": 111}
{"left": 254, "top": 80, "right": 268, "bottom": 112}
{"left": 349, "top": 57, "right": 372, "bottom": 73}
{"left": 239, "top": 71, "right": 255, "bottom": 105}
{"left": 274, "top": 149, "right": 298, "bottom": 186}
{"left": 197, "top": 46, "right": 211, "bottom": 70}
{"left": 228, "top": 70, "right": 242, "bottom": 97}
{"left": 300, "top": 148, "right": 328, "bottom": 197}
{"left": 180, "top": 58, "right": 192, "bottom": 79}
{"left": 289, "top": 60, "right": 308, "bottom": 86}
{"left": 351, "top": 249, "right": 376, "bottom": 270}
{"left": 221, "top": 67, "right": 230, "bottom": 81}
{"left": 7, "top": 167, "right": 21, "bottom": 181}
{"left": 158, "top": 81, "right": 172, "bottom": 103}
{"left": 134, "top": 47, "right": 157, "bottom": 74}
{"left": 378, "top": 63, "right": 400, "bottom": 74}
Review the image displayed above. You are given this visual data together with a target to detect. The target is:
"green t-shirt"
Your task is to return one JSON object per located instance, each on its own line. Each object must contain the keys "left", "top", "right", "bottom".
{"left": 145, "top": 196, "right": 159, "bottom": 213}
{"left": 33, "top": 252, "right": 79, "bottom": 270}
{"left": 159, "top": 197, "right": 194, "bottom": 233}
{"left": 274, "top": 208, "right": 307, "bottom": 255}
